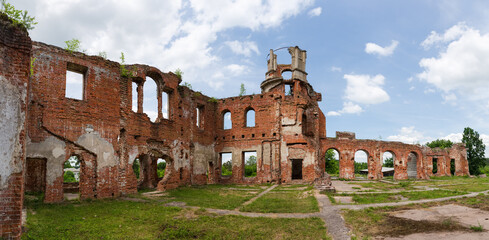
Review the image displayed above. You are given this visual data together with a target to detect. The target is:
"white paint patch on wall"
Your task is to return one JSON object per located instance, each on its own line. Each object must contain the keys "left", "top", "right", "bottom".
{"left": 0, "top": 76, "right": 25, "bottom": 188}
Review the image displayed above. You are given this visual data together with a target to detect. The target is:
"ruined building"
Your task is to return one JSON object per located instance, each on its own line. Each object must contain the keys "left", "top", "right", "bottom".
{"left": 0, "top": 15, "right": 469, "bottom": 238}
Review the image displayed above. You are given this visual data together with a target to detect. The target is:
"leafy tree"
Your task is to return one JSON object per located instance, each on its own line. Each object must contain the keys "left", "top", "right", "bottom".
{"left": 63, "top": 171, "right": 76, "bottom": 183}
{"left": 324, "top": 149, "right": 339, "bottom": 174}
{"left": 222, "top": 161, "right": 232, "bottom": 176}
{"left": 354, "top": 162, "right": 368, "bottom": 174}
{"left": 462, "top": 127, "right": 486, "bottom": 175}
{"left": 64, "top": 38, "right": 81, "bottom": 54}
{"left": 239, "top": 83, "right": 246, "bottom": 96}
{"left": 383, "top": 157, "right": 393, "bottom": 167}
{"left": 157, "top": 161, "right": 166, "bottom": 178}
{"left": 0, "top": 0, "right": 37, "bottom": 30}
{"left": 132, "top": 159, "right": 140, "bottom": 179}
{"left": 245, "top": 155, "right": 257, "bottom": 177}
{"left": 426, "top": 139, "right": 453, "bottom": 149}
{"left": 64, "top": 160, "right": 72, "bottom": 169}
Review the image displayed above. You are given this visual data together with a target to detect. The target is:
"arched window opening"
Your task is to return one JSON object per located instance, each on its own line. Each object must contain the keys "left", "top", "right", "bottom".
{"left": 132, "top": 81, "right": 138, "bottom": 112}
{"left": 223, "top": 111, "right": 232, "bottom": 130}
{"left": 162, "top": 91, "right": 169, "bottom": 119}
{"left": 354, "top": 150, "right": 368, "bottom": 178}
{"left": 143, "top": 77, "right": 158, "bottom": 122}
{"left": 63, "top": 155, "right": 80, "bottom": 198}
{"left": 281, "top": 70, "right": 292, "bottom": 80}
{"left": 325, "top": 149, "right": 339, "bottom": 175}
{"left": 221, "top": 153, "right": 233, "bottom": 176}
{"left": 243, "top": 151, "right": 257, "bottom": 177}
{"left": 196, "top": 107, "right": 204, "bottom": 128}
{"left": 382, "top": 151, "right": 395, "bottom": 177}
{"left": 136, "top": 154, "right": 159, "bottom": 189}
{"left": 132, "top": 158, "right": 141, "bottom": 179}
{"left": 245, "top": 108, "right": 255, "bottom": 127}
{"left": 407, "top": 152, "right": 418, "bottom": 178}
{"left": 157, "top": 158, "right": 166, "bottom": 179}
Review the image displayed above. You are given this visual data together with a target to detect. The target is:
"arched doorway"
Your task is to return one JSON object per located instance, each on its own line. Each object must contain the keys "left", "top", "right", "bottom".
{"left": 382, "top": 151, "right": 395, "bottom": 177}
{"left": 407, "top": 152, "right": 418, "bottom": 178}
{"left": 354, "top": 150, "right": 369, "bottom": 178}
{"left": 325, "top": 148, "right": 339, "bottom": 175}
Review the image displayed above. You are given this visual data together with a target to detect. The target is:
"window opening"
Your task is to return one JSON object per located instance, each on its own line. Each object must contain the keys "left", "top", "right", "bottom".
{"left": 221, "top": 153, "right": 233, "bottom": 176}
{"left": 223, "top": 111, "right": 232, "bottom": 129}
{"left": 243, "top": 151, "right": 257, "bottom": 177}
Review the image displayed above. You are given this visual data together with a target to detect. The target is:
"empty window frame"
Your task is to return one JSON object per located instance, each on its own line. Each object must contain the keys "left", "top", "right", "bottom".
{"left": 65, "top": 63, "right": 87, "bottom": 100}
{"left": 223, "top": 111, "right": 232, "bottom": 129}
{"left": 143, "top": 77, "right": 158, "bottom": 122}
{"left": 245, "top": 108, "right": 255, "bottom": 127}
{"left": 196, "top": 106, "right": 204, "bottom": 128}
{"left": 162, "top": 91, "right": 169, "bottom": 119}
{"left": 285, "top": 84, "right": 293, "bottom": 95}
{"left": 243, "top": 151, "right": 257, "bottom": 177}
{"left": 132, "top": 81, "right": 138, "bottom": 112}
{"left": 221, "top": 152, "right": 233, "bottom": 176}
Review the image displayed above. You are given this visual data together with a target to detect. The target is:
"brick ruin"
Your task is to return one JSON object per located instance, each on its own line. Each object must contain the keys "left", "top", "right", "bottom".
{"left": 0, "top": 14, "right": 470, "bottom": 238}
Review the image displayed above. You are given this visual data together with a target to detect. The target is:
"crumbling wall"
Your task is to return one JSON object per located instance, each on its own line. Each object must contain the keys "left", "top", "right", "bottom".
{"left": 0, "top": 13, "right": 31, "bottom": 239}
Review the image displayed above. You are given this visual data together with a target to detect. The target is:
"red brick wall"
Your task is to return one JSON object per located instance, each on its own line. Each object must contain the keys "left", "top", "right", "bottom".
{"left": 0, "top": 13, "right": 31, "bottom": 239}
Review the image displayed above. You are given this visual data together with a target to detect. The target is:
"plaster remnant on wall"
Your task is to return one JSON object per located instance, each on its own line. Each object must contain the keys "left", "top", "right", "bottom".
{"left": 76, "top": 132, "right": 118, "bottom": 169}
{"left": 192, "top": 143, "right": 215, "bottom": 175}
{"left": 0, "top": 76, "right": 25, "bottom": 188}
{"left": 26, "top": 136, "right": 66, "bottom": 185}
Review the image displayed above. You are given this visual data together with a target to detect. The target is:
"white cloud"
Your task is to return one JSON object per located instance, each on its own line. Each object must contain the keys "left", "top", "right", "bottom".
{"left": 344, "top": 74, "right": 390, "bottom": 105}
{"left": 331, "top": 66, "right": 342, "bottom": 72}
{"left": 308, "top": 7, "right": 322, "bottom": 17}
{"left": 326, "top": 102, "right": 363, "bottom": 117}
{"left": 225, "top": 40, "right": 259, "bottom": 57}
{"left": 421, "top": 22, "right": 468, "bottom": 49}
{"left": 365, "top": 40, "right": 399, "bottom": 57}
{"left": 387, "top": 126, "right": 427, "bottom": 144}
{"left": 226, "top": 64, "right": 248, "bottom": 75}
{"left": 326, "top": 111, "right": 341, "bottom": 116}
{"left": 418, "top": 23, "right": 489, "bottom": 103}
{"left": 327, "top": 74, "right": 389, "bottom": 116}
{"left": 18, "top": 0, "right": 316, "bottom": 96}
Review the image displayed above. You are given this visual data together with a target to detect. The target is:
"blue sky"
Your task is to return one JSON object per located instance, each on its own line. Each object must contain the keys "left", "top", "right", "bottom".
{"left": 13, "top": 0, "right": 489, "bottom": 155}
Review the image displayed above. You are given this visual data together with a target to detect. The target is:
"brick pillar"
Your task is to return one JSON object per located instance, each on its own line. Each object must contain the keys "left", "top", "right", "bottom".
{"left": 0, "top": 13, "right": 32, "bottom": 239}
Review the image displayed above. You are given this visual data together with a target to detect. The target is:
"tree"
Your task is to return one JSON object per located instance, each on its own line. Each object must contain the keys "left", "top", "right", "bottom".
{"left": 426, "top": 139, "right": 453, "bottom": 149}
{"left": 383, "top": 157, "right": 393, "bottom": 167}
{"left": 222, "top": 161, "right": 232, "bottom": 176}
{"left": 462, "top": 127, "right": 486, "bottom": 175}
{"left": 1, "top": 0, "right": 38, "bottom": 30}
{"left": 64, "top": 38, "right": 81, "bottom": 54}
{"left": 245, "top": 155, "right": 257, "bottom": 177}
{"left": 157, "top": 161, "right": 166, "bottom": 178}
{"left": 239, "top": 83, "right": 246, "bottom": 96}
{"left": 63, "top": 171, "right": 76, "bottom": 183}
{"left": 324, "top": 149, "right": 339, "bottom": 174}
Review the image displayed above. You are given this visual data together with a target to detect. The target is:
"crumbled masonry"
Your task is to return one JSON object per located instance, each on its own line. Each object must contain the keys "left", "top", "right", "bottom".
{"left": 0, "top": 14, "right": 469, "bottom": 239}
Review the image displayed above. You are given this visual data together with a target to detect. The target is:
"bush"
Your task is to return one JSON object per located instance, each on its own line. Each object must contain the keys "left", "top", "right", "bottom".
{"left": 63, "top": 171, "right": 76, "bottom": 183}
{"left": 479, "top": 165, "right": 489, "bottom": 175}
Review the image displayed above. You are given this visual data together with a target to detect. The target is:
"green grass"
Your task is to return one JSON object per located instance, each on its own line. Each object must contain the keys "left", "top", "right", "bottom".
{"left": 240, "top": 187, "right": 319, "bottom": 213}
{"left": 162, "top": 184, "right": 264, "bottom": 210}
{"left": 23, "top": 199, "right": 330, "bottom": 239}
{"left": 333, "top": 190, "right": 467, "bottom": 204}
{"left": 349, "top": 181, "right": 416, "bottom": 192}
{"left": 436, "top": 183, "right": 489, "bottom": 192}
